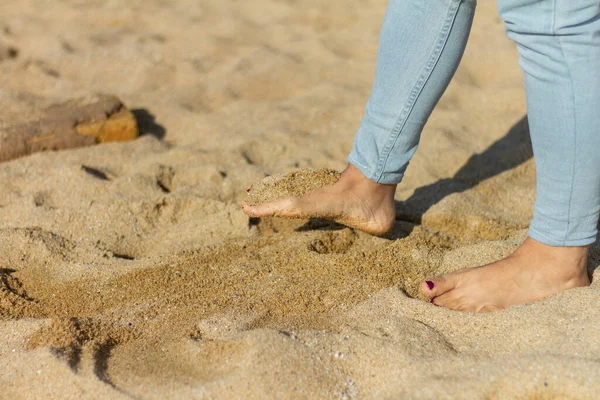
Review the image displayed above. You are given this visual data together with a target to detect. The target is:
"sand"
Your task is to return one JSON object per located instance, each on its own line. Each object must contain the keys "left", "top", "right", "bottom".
{"left": 0, "top": 0, "right": 599, "bottom": 399}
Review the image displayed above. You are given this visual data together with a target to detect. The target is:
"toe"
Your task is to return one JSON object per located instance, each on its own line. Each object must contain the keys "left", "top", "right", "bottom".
{"left": 420, "top": 275, "right": 455, "bottom": 299}
{"left": 242, "top": 197, "right": 301, "bottom": 218}
{"left": 431, "top": 291, "right": 468, "bottom": 311}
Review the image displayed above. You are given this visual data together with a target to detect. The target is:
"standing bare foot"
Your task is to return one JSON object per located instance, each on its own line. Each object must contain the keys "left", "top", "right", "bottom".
{"left": 420, "top": 237, "right": 590, "bottom": 312}
{"left": 242, "top": 164, "right": 397, "bottom": 235}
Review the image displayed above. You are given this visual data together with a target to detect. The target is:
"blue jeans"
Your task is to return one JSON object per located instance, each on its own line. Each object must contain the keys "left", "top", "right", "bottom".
{"left": 348, "top": 0, "right": 600, "bottom": 246}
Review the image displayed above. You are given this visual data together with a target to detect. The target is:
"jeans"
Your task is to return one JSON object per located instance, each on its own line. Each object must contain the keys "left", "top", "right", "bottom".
{"left": 348, "top": 0, "right": 600, "bottom": 246}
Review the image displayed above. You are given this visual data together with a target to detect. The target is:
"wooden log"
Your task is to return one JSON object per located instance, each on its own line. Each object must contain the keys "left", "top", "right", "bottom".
{"left": 0, "top": 94, "right": 139, "bottom": 162}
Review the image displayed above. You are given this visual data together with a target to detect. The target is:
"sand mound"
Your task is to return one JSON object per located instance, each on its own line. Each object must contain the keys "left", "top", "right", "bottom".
{"left": 245, "top": 168, "right": 341, "bottom": 205}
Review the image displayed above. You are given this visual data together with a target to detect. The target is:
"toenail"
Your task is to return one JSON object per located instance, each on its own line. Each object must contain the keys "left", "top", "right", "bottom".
{"left": 426, "top": 281, "right": 435, "bottom": 290}
{"left": 430, "top": 299, "right": 435, "bottom": 304}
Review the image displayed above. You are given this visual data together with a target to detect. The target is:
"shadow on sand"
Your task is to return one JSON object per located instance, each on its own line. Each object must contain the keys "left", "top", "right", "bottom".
{"left": 297, "top": 115, "right": 533, "bottom": 238}
{"left": 132, "top": 108, "right": 166, "bottom": 140}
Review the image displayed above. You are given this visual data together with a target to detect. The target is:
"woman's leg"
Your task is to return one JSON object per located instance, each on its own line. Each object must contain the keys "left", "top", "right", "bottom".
{"left": 348, "top": 0, "right": 476, "bottom": 184}
{"left": 243, "top": 0, "right": 477, "bottom": 234}
{"left": 421, "top": 0, "right": 599, "bottom": 311}
{"left": 503, "top": 0, "right": 600, "bottom": 246}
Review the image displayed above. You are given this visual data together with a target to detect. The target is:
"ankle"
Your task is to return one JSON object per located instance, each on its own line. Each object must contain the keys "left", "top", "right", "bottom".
{"left": 341, "top": 164, "right": 397, "bottom": 200}
{"left": 520, "top": 237, "right": 589, "bottom": 259}
{"left": 515, "top": 237, "right": 590, "bottom": 275}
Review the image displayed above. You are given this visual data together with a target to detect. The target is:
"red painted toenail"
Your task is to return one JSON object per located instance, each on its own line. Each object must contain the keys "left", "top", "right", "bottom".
{"left": 246, "top": 188, "right": 251, "bottom": 193}
{"left": 430, "top": 299, "right": 435, "bottom": 304}
{"left": 426, "top": 281, "right": 434, "bottom": 290}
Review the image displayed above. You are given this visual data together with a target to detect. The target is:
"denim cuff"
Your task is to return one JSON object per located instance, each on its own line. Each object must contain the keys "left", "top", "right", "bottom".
{"left": 347, "top": 153, "right": 405, "bottom": 185}
{"left": 528, "top": 212, "right": 598, "bottom": 246}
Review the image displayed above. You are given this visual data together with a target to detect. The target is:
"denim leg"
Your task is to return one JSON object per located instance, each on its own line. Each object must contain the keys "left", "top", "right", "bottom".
{"left": 348, "top": 0, "right": 476, "bottom": 184}
{"left": 499, "top": 0, "right": 600, "bottom": 246}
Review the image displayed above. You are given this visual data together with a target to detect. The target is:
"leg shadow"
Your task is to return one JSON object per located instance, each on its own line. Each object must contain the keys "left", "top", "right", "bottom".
{"left": 297, "top": 115, "right": 533, "bottom": 238}
{"left": 394, "top": 115, "right": 532, "bottom": 222}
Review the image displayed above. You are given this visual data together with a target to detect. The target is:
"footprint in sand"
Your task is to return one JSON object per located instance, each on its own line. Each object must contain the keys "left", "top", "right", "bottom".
{"left": 0, "top": 42, "right": 18, "bottom": 61}
{"left": 307, "top": 229, "right": 357, "bottom": 254}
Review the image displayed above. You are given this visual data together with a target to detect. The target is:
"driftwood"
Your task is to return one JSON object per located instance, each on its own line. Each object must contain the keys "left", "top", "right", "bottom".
{"left": 0, "top": 94, "right": 139, "bottom": 162}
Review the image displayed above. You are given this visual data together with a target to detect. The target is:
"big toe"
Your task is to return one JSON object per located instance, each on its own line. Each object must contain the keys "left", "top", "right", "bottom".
{"left": 420, "top": 275, "right": 455, "bottom": 299}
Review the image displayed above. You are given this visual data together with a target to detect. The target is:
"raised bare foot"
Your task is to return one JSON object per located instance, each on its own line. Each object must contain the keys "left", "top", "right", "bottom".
{"left": 421, "top": 237, "right": 590, "bottom": 312}
{"left": 242, "top": 164, "right": 397, "bottom": 235}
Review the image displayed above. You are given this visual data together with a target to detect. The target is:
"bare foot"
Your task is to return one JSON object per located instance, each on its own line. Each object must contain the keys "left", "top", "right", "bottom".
{"left": 242, "top": 164, "right": 397, "bottom": 235}
{"left": 421, "top": 237, "right": 590, "bottom": 312}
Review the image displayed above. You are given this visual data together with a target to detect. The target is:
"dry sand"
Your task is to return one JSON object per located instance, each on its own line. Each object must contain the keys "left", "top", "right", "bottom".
{"left": 0, "top": 0, "right": 599, "bottom": 399}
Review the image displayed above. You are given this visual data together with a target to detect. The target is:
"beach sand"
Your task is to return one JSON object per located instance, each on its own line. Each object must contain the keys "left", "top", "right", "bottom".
{"left": 0, "top": 0, "right": 599, "bottom": 398}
